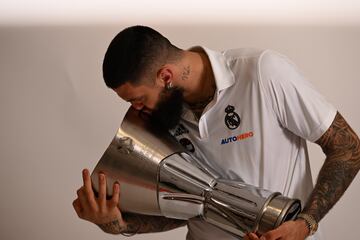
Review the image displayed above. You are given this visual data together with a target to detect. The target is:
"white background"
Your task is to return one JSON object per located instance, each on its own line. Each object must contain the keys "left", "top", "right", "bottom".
{"left": 0, "top": 1, "right": 359, "bottom": 240}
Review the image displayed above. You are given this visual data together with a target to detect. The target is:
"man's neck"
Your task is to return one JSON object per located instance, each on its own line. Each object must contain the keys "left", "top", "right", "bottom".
{"left": 181, "top": 49, "right": 216, "bottom": 107}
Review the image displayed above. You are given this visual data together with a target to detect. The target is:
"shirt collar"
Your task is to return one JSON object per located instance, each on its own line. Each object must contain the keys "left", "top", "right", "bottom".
{"left": 188, "top": 46, "right": 235, "bottom": 94}
{"left": 180, "top": 46, "right": 235, "bottom": 124}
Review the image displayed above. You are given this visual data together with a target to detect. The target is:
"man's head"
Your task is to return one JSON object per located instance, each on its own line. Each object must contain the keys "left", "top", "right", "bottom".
{"left": 102, "top": 26, "right": 185, "bottom": 131}
{"left": 103, "top": 25, "right": 182, "bottom": 89}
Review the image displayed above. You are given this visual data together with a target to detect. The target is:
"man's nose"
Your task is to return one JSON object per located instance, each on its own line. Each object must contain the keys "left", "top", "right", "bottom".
{"left": 131, "top": 102, "right": 144, "bottom": 110}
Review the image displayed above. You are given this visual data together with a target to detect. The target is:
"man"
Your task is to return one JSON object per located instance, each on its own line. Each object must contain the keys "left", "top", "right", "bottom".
{"left": 73, "top": 26, "right": 360, "bottom": 240}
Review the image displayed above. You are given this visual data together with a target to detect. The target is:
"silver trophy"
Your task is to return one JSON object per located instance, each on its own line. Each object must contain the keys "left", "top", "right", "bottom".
{"left": 91, "top": 107, "right": 301, "bottom": 238}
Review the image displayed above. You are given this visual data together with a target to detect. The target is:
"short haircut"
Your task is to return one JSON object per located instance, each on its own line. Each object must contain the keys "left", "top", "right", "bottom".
{"left": 102, "top": 25, "right": 181, "bottom": 89}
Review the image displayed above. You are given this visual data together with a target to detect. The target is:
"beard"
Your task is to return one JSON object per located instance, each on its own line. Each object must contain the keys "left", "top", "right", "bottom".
{"left": 147, "top": 87, "right": 184, "bottom": 132}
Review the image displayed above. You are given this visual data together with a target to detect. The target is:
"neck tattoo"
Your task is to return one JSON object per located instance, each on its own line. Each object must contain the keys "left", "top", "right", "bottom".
{"left": 181, "top": 66, "right": 191, "bottom": 81}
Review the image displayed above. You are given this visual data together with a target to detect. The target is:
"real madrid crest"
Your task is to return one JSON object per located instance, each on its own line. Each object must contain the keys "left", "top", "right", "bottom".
{"left": 224, "top": 105, "right": 240, "bottom": 130}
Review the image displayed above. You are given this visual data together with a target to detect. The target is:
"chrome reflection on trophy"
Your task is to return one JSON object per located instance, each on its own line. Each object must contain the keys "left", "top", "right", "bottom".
{"left": 91, "top": 107, "right": 301, "bottom": 237}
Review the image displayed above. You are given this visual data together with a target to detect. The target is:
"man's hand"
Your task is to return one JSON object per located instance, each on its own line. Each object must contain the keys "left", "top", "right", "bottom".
{"left": 244, "top": 220, "right": 309, "bottom": 240}
{"left": 73, "top": 169, "right": 126, "bottom": 234}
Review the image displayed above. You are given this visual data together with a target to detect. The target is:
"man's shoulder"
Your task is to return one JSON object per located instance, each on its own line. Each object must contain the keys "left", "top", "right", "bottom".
{"left": 222, "top": 48, "right": 290, "bottom": 65}
{"left": 223, "top": 48, "right": 296, "bottom": 77}
{"left": 222, "top": 48, "right": 267, "bottom": 60}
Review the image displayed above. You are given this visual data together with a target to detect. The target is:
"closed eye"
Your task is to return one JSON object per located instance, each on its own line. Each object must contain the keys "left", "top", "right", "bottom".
{"left": 125, "top": 96, "right": 144, "bottom": 104}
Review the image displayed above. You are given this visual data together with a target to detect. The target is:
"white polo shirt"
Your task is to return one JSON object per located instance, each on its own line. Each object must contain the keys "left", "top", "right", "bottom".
{"left": 169, "top": 47, "right": 337, "bottom": 240}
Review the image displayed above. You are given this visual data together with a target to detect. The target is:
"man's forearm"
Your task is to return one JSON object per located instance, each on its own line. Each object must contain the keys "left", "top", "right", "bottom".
{"left": 97, "top": 213, "right": 187, "bottom": 235}
{"left": 122, "top": 213, "right": 187, "bottom": 234}
{"left": 97, "top": 219, "right": 127, "bottom": 234}
{"left": 302, "top": 112, "right": 360, "bottom": 223}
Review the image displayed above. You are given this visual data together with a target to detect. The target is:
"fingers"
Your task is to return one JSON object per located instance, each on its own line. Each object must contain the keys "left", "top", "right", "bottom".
{"left": 82, "top": 169, "right": 97, "bottom": 209}
{"left": 72, "top": 198, "right": 83, "bottom": 218}
{"left": 245, "top": 232, "right": 260, "bottom": 240}
{"left": 82, "top": 169, "right": 93, "bottom": 196}
{"left": 243, "top": 234, "right": 250, "bottom": 240}
{"left": 260, "top": 228, "right": 281, "bottom": 240}
{"left": 75, "top": 169, "right": 122, "bottom": 225}
{"left": 110, "top": 182, "right": 120, "bottom": 208}
{"left": 98, "top": 173, "right": 107, "bottom": 211}
{"left": 77, "top": 186, "right": 91, "bottom": 212}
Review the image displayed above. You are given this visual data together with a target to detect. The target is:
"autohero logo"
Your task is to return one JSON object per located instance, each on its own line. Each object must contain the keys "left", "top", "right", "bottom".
{"left": 220, "top": 131, "right": 254, "bottom": 145}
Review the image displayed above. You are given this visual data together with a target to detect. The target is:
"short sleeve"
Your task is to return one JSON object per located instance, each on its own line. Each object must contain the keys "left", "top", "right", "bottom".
{"left": 258, "top": 50, "right": 337, "bottom": 142}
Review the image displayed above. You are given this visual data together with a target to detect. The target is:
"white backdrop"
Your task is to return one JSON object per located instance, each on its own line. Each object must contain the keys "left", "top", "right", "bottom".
{"left": 0, "top": 23, "right": 359, "bottom": 240}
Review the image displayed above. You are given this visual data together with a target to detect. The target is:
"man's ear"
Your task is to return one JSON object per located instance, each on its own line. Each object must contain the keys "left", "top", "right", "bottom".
{"left": 156, "top": 65, "right": 173, "bottom": 87}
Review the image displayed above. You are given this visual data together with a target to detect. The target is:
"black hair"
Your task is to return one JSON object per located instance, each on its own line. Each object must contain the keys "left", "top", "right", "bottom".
{"left": 102, "top": 25, "right": 181, "bottom": 89}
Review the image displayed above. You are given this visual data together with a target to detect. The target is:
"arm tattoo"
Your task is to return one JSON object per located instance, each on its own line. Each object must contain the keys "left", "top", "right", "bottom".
{"left": 97, "top": 219, "right": 126, "bottom": 234}
{"left": 122, "top": 213, "right": 187, "bottom": 234}
{"left": 302, "top": 112, "right": 360, "bottom": 223}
